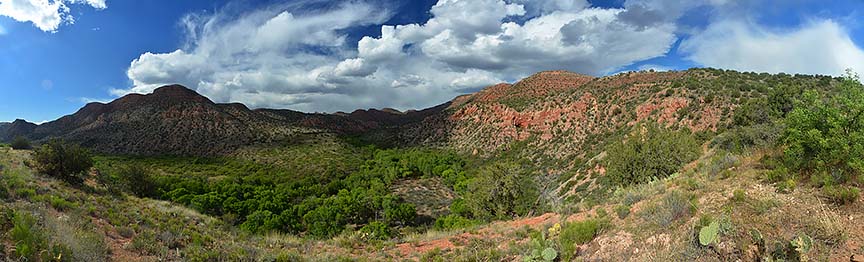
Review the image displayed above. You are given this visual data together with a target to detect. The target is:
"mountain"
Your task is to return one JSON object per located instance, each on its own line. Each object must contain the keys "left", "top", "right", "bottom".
{"left": 400, "top": 69, "right": 837, "bottom": 169}
{"left": 0, "top": 122, "right": 8, "bottom": 140}
{"left": 1, "top": 84, "right": 441, "bottom": 155}
{"left": 2, "top": 69, "right": 859, "bottom": 261}
{"left": 0, "top": 68, "right": 838, "bottom": 159}
{"left": 0, "top": 119, "right": 38, "bottom": 142}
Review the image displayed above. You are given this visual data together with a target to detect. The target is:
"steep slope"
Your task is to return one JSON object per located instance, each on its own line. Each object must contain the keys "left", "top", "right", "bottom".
{"left": 403, "top": 69, "right": 838, "bottom": 169}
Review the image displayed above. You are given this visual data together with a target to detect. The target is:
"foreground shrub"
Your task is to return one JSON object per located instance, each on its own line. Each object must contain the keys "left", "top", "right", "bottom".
{"left": 10, "top": 136, "right": 31, "bottom": 150}
{"left": 32, "top": 139, "right": 93, "bottom": 184}
{"left": 605, "top": 123, "right": 700, "bottom": 186}
{"left": 559, "top": 219, "right": 606, "bottom": 261}
{"left": 640, "top": 190, "right": 695, "bottom": 227}
{"left": 10, "top": 211, "right": 47, "bottom": 261}
{"left": 822, "top": 185, "right": 860, "bottom": 205}
{"left": 781, "top": 71, "right": 864, "bottom": 185}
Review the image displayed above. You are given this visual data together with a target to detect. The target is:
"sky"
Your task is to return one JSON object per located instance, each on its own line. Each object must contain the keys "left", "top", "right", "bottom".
{"left": 1, "top": 0, "right": 864, "bottom": 123}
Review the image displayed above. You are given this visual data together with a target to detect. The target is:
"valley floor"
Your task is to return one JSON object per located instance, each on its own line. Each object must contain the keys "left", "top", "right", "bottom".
{"left": 0, "top": 146, "right": 862, "bottom": 261}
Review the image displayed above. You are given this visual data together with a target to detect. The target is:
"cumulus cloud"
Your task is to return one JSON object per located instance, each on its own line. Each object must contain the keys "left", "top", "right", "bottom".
{"left": 681, "top": 20, "right": 864, "bottom": 76}
{"left": 0, "top": 0, "right": 106, "bottom": 32}
{"left": 121, "top": 0, "right": 692, "bottom": 112}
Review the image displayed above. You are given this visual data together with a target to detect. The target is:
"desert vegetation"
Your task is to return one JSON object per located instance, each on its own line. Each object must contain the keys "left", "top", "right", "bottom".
{"left": 0, "top": 69, "right": 861, "bottom": 261}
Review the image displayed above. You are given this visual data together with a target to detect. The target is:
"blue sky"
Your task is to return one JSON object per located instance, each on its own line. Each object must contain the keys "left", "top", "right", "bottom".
{"left": 1, "top": 0, "right": 864, "bottom": 123}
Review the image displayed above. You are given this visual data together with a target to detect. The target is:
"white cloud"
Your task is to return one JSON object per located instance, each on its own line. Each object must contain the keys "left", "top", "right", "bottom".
{"left": 121, "top": 0, "right": 697, "bottom": 112}
{"left": 0, "top": 0, "right": 106, "bottom": 32}
{"left": 681, "top": 20, "right": 864, "bottom": 76}
{"left": 79, "top": 97, "right": 110, "bottom": 104}
{"left": 0, "top": 24, "right": 6, "bottom": 34}
{"left": 637, "top": 64, "right": 674, "bottom": 72}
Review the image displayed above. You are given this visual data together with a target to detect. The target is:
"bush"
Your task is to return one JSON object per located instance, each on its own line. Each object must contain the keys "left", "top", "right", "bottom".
{"left": 10, "top": 211, "right": 47, "bottom": 261}
{"left": 32, "top": 139, "right": 93, "bottom": 184}
{"left": 781, "top": 72, "right": 864, "bottom": 185}
{"left": 559, "top": 219, "right": 606, "bottom": 261}
{"left": 464, "top": 162, "right": 538, "bottom": 220}
{"left": 822, "top": 185, "right": 860, "bottom": 205}
{"left": 130, "top": 230, "right": 164, "bottom": 255}
{"left": 359, "top": 221, "right": 392, "bottom": 240}
{"left": 614, "top": 205, "right": 631, "bottom": 219}
{"left": 711, "top": 123, "right": 782, "bottom": 153}
{"left": 115, "top": 165, "right": 157, "bottom": 198}
{"left": 10, "top": 136, "right": 31, "bottom": 150}
{"left": 605, "top": 123, "right": 700, "bottom": 186}
{"left": 640, "top": 190, "right": 695, "bottom": 227}
{"left": 383, "top": 200, "right": 416, "bottom": 226}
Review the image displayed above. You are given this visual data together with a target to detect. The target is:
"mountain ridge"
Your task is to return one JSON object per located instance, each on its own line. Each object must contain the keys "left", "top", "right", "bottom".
{"left": 1, "top": 69, "right": 841, "bottom": 160}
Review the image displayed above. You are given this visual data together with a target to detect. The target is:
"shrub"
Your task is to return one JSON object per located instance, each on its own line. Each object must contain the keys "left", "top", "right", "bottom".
{"left": 32, "top": 139, "right": 93, "bottom": 184}
{"left": 614, "top": 205, "right": 631, "bottom": 219}
{"left": 464, "top": 162, "right": 538, "bottom": 220}
{"left": 10, "top": 136, "right": 31, "bottom": 150}
{"left": 434, "top": 214, "right": 479, "bottom": 230}
{"left": 640, "top": 190, "right": 695, "bottom": 227}
{"left": 117, "top": 227, "right": 135, "bottom": 238}
{"left": 359, "top": 221, "right": 392, "bottom": 240}
{"left": 605, "top": 123, "right": 700, "bottom": 186}
{"left": 115, "top": 164, "right": 157, "bottom": 198}
{"left": 781, "top": 72, "right": 864, "bottom": 185}
{"left": 10, "top": 211, "right": 47, "bottom": 261}
{"left": 711, "top": 123, "right": 782, "bottom": 153}
{"left": 240, "top": 210, "right": 279, "bottom": 234}
{"left": 776, "top": 179, "right": 796, "bottom": 193}
{"left": 559, "top": 219, "right": 606, "bottom": 261}
{"left": 41, "top": 195, "right": 75, "bottom": 211}
{"left": 731, "top": 189, "right": 746, "bottom": 202}
{"left": 702, "top": 152, "right": 740, "bottom": 179}
{"left": 383, "top": 201, "right": 416, "bottom": 226}
{"left": 130, "top": 230, "right": 164, "bottom": 255}
{"left": 822, "top": 185, "right": 860, "bottom": 205}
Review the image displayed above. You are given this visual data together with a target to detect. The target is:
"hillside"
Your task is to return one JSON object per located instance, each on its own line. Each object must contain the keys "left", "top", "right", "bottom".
{"left": 1, "top": 68, "right": 861, "bottom": 261}
{"left": 404, "top": 69, "right": 837, "bottom": 163}
{"left": 1, "top": 85, "right": 441, "bottom": 156}
{"left": 3, "top": 69, "right": 838, "bottom": 161}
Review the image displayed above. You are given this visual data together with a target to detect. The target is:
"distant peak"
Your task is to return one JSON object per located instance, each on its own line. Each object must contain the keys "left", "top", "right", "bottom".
{"left": 152, "top": 84, "right": 197, "bottom": 96}
{"left": 149, "top": 84, "right": 213, "bottom": 103}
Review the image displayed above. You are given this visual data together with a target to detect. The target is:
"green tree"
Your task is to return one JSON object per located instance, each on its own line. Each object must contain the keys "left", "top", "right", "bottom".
{"left": 464, "top": 163, "right": 538, "bottom": 220}
{"left": 107, "top": 164, "right": 158, "bottom": 198}
{"left": 32, "top": 139, "right": 93, "bottom": 184}
{"left": 782, "top": 70, "right": 864, "bottom": 185}
{"left": 10, "top": 136, "right": 31, "bottom": 150}
{"left": 605, "top": 123, "right": 700, "bottom": 186}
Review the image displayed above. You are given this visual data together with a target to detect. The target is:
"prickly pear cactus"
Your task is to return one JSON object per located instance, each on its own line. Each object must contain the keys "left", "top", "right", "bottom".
{"left": 699, "top": 221, "right": 720, "bottom": 246}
